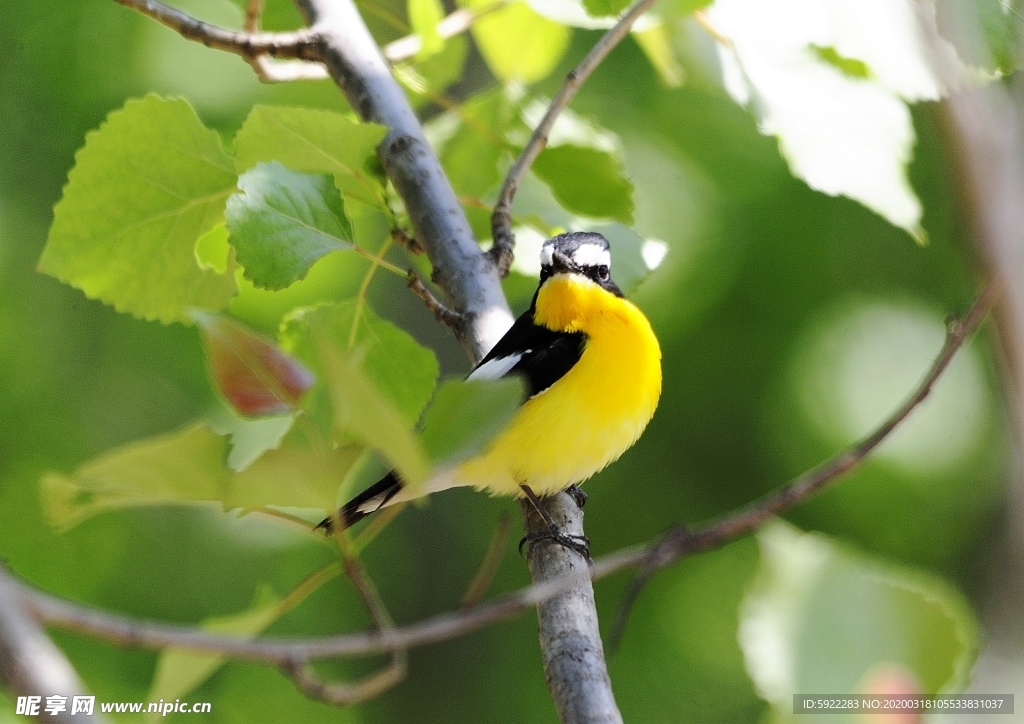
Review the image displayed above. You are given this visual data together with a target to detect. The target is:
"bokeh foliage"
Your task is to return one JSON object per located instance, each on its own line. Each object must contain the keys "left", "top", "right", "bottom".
{"left": 0, "top": 0, "right": 1014, "bottom": 722}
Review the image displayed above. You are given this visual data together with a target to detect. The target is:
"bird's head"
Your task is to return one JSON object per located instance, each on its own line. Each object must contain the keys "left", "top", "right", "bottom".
{"left": 538, "top": 232, "right": 623, "bottom": 298}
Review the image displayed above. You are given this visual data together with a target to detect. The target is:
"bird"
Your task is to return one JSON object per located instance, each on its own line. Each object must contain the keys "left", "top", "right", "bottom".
{"left": 317, "top": 231, "right": 662, "bottom": 550}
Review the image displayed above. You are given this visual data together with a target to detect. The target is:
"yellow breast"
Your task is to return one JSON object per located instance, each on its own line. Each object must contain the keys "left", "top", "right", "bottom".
{"left": 456, "top": 274, "right": 662, "bottom": 496}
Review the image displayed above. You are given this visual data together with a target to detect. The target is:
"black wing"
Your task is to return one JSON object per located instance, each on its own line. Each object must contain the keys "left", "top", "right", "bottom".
{"left": 318, "top": 303, "right": 585, "bottom": 534}
{"left": 471, "top": 305, "right": 586, "bottom": 398}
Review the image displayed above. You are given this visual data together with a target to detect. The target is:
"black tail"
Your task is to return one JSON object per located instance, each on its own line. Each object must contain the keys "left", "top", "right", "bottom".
{"left": 315, "top": 471, "right": 403, "bottom": 534}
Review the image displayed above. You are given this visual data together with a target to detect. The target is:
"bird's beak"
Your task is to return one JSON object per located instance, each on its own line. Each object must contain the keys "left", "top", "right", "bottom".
{"left": 550, "top": 251, "right": 578, "bottom": 275}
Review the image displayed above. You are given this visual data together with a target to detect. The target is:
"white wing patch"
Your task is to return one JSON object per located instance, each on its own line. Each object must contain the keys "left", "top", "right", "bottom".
{"left": 468, "top": 352, "right": 528, "bottom": 381}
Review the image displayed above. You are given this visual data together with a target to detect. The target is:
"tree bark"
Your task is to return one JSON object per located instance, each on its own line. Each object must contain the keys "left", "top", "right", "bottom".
{"left": 521, "top": 495, "right": 622, "bottom": 724}
{"left": 290, "top": 1, "right": 622, "bottom": 720}
{"left": 0, "top": 567, "right": 108, "bottom": 723}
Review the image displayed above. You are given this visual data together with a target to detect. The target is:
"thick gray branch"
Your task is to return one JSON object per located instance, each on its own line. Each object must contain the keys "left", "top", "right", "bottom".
{"left": 0, "top": 568, "right": 108, "bottom": 723}
{"left": 295, "top": 0, "right": 512, "bottom": 360}
{"left": 521, "top": 496, "right": 622, "bottom": 724}
{"left": 7, "top": 280, "right": 990, "bottom": 672}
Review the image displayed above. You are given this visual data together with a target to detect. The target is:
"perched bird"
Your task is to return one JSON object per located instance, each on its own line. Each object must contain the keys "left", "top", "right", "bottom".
{"left": 318, "top": 231, "right": 662, "bottom": 542}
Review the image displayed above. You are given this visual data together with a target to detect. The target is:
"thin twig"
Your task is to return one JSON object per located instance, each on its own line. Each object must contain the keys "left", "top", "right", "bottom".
{"left": 460, "top": 512, "right": 513, "bottom": 608}
{"left": 489, "top": 0, "right": 661, "bottom": 276}
{"left": 609, "top": 283, "right": 1000, "bottom": 644}
{"left": 114, "top": 0, "right": 321, "bottom": 60}
{"left": 382, "top": 2, "right": 507, "bottom": 63}
{"left": 282, "top": 548, "right": 405, "bottom": 705}
{"left": 12, "top": 284, "right": 993, "bottom": 663}
{"left": 408, "top": 271, "right": 465, "bottom": 329}
{"left": 294, "top": 0, "right": 512, "bottom": 361}
{"left": 242, "top": 0, "right": 329, "bottom": 83}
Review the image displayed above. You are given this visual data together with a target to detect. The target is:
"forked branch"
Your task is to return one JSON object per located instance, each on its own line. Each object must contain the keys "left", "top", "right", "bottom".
{"left": 6, "top": 281, "right": 993, "bottom": 675}
{"left": 489, "top": 0, "right": 662, "bottom": 276}
{"left": 114, "top": 0, "right": 321, "bottom": 60}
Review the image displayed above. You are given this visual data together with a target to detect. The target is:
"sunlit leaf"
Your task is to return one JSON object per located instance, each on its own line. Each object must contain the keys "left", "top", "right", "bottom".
{"left": 532, "top": 144, "right": 635, "bottom": 223}
{"left": 633, "top": 23, "right": 685, "bottom": 86}
{"left": 436, "top": 87, "right": 523, "bottom": 199}
{"left": 461, "top": 0, "right": 571, "bottom": 82}
{"left": 706, "top": 0, "right": 980, "bottom": 242}
{"left": 209, "top": 408, "right": 295, "bottom": 472}
{"left": 419, "top": 378, "right": 524, "bottom": 464}
{"left": 148, "top": 587, "right": 281, "bottom": 709}
{"left": 739, "top": 521, "right": 978, "bottom": 721}
{"left": 318, "top": 342, "right": 431, "bottom": 493}
{"left": 39, "top": 95, "right": 237, "bottom": 323}
{"left": 939, "top": 0, "right": 1023, "bottom": 75}
{"left": 194, "top": 223, "right": 232, "bottom": 275}
{"left": 194, "top": 311, "right": 314, "bottom": 418}
{"left": 583, "top": 0, "right": 630, "bottom": 17}
{"left": 233, "top": 106, "right": 388, "bottom": 209}
{"left": 41, "top": 425, "right": 360, "bottom": 528}
{"left": 408, "top": 0, "right": 445, "bottom": 60}
{"left": 396, "top": 36, "right": 470, "bottom": 105}
{"left": 280, "top": 300, "right": 440, "bottom": 430}
{"left": 226, "top": 162, "right": 354, "bottom": 290}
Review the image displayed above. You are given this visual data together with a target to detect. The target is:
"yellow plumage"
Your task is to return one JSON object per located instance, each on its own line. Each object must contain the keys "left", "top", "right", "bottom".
{"left": 455, "top": 273, "right": 662, "bottom": 496}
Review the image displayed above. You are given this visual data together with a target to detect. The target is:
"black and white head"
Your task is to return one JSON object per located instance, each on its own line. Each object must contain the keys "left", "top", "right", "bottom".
{"left": 539, "top": 232, "right": 623, "bottom": 297}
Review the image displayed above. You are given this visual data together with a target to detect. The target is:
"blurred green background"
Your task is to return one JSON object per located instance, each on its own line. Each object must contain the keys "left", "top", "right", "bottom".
{"left": 0, "top": 0, "right": 1011, "bottom": 722}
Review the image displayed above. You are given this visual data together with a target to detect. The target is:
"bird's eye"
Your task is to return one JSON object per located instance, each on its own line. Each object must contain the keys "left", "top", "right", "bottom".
{"left": 596, "top": 265, "right": 609, "bottom": 281}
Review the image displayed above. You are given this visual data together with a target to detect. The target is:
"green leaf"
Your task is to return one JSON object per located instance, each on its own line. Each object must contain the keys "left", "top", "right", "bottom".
{"left": 461, "top": 0, "right": 571, "bottom": 83}
{"left": 194, "top": 223, "right": 232, "bottom": 274}
{"left": 226, "top": 162, "right": 354, "bottom": 290}
{"left": 809, "top": 45, "right": 871, "bottom": 79}
{"left": 233, "top": 106, "right": 388, "bottom": 209}
{"left": 583, "top": 0, "right": 630, "bottom": 16}
{"left": 437, "top": 87, "right": 522, "bottom": 198}
{"left": 739, "top": 521, "right": 979, "bottom": 721}
{"left": 532, "top": 144, "right": 634, "bottom": 223}
{"left": 41, "top": 425, "right": 361, "bottom": 529}
{"left": 318, "top": 343, "right": 431, "bottom": 493}
{"left": 280, "top": 300, "right": 440, "bottom": 430}
{"left": 208, "top": 407, "right": 295, "bottom": 472}
{"left": 633, "top": 23, "right": 685, "bottom": 86}
{"left": 396, "top": 36, "right": 469, "bottom": 105}
{"left": 706, "top": 0, "right": 979, "bottom": 242}
{"left": 39, "top": 95, "right": 238, "bottom": 324}
{"left": 419, "top": 378, "right": 524, "bottom": 464}
{"left": 147, "top": 587, "right": 281, "bottom": 710}
{"left": 194, "top": 311, "right": 315, "bottom": 417}
{"left": 408, "top": 0, "right": 445, "bottom": 60}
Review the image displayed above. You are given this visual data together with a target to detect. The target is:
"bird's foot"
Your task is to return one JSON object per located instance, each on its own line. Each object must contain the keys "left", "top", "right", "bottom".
{"left": 519, "top": 529, "right": 592, "bottom": 562}
{"left": 566, "top": 484, "right": 587, "bottom": 510}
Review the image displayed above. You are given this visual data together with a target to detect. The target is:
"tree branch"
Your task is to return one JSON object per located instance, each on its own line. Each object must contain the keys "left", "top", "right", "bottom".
{"left": 520, "top": 496, "right": 622, "bottom": 724}
{"left": 489, "top": 0, "right": 661, "bottom": 276}
{"left": 382, "top": 4, "right": 504, "bottom": 64}
{"left": 293, "top": 0, "right": 512, "bottom": 361}
{"left": 105, "top": 1, "right": 994, "bottom": 720}
{"left": 242, "top": 0, "right": 329, "bottom": 83}
{"left": 0, "top": 567, "right": 110, "bottom": 723}
{"left": 8, "top": 281, "right": 992, "bottom": 677}
{"left": 609, "top": 282, "right": 998, "bottom": 639}
{"left": 113, "top": 0, "right": 321, "bottom": 60}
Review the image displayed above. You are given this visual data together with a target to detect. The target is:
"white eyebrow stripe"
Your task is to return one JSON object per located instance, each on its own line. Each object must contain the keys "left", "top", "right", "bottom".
{"left": 468, "top": 352, "right": 528, "bottom": 381}
{"left": 571, "top": 243, "right": 611, "bottom": 268}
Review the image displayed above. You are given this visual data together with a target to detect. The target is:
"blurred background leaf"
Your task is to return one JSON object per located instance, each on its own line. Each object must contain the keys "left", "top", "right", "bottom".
{"left": 0, "top": 0, "right": 1015, "bottom": 721}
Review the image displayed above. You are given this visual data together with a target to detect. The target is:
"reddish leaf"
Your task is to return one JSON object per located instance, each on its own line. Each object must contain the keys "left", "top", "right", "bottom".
{"left": 194, "top": 312, "right": 314, "bottom": 417}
